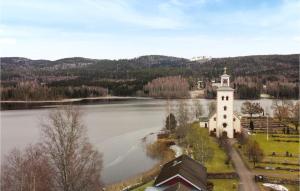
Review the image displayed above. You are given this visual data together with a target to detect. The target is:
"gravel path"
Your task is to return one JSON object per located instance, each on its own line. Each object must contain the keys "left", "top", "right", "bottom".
{"left": 228, "top": 139, "right": 260, "bottom": 191}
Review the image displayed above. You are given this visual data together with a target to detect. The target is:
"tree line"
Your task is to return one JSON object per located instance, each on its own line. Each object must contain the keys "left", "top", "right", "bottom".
{"left": 1, "top": 81, "right": 108, "bottom": 101}
{"left": 143, "top": 76, "right": 190, "bottom": 98}
{"left": 1, "top": 54, "right": 299, "bottom": 99}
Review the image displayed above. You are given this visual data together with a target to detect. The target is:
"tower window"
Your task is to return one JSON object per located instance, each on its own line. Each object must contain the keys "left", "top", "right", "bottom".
{"left": 222, "top": 96, "right": 224, "bottom": 100}
{"left": 224, "top": 106, "right": 227, "bottom": 111}
{"left": 214, "top": 117, "right": 216, "bottom": 121}
{"left": 226, "top": 96, "right": 229, "bottom": 100}
{"left": 223, "top": 115, "right": 227, "bottom": 119}
{"left": 233, "top": 118, "right": 236, "bottom": 122}
{"left": 223, "top": 123, "right": 227, "bottom": 128}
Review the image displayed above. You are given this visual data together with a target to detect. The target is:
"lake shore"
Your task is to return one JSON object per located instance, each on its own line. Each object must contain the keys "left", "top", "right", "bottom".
{"left": 0, "top": 96, "right": 153, "bottom": 110}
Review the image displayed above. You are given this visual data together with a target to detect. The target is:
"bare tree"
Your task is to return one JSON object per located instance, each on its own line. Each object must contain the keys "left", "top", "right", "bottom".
{"left": 241, "top": 101, "right": 264, "bottom": 119}
{"left": 193, "top": 99, "right": 203, "bottom": 120}
{"left": 1, "top": 144, "right": 54, "bottom": 191}
{"left": 288, "top": 101, "right": 300, "bottom": 131}
{"left": 185, "top": 127, "right": 214, "bottom": 165}
{"left": 144, "top": 76, "right": 190, "bottom": 98}
{"left": 272, "top": 100, "right": 292, "bottom": 123}
{"left": 41, "top": 106, "right": 103, "bottom": 191}
{"left": 208, "top": 101, "right": 216, "bottom": 116}
{"left": 245, "top": 139, "right": 264, "bottom": 167}
{"left": 175, "top": 100, "right": 190, "bottom": 139}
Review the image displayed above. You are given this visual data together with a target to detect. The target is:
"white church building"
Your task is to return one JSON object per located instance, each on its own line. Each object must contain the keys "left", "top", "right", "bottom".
{"left": 200, "top": 67, "right": 241, "bottom": 138}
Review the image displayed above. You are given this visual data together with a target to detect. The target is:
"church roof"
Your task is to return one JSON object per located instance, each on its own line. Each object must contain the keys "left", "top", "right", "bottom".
{"left": 221, "top": 74, "right": 230, "bottom": 77}
{"left": 217, "top": 86, "right": 234, "bottom": 91}
{"left": 199, "top": 117, "right": 209, "bottom": 122}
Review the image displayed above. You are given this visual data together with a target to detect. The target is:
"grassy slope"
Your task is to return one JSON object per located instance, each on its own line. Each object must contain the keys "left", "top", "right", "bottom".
{"left": 210, "top": 179, "right": 238, "bottom": 191}
{"left": 191, "top": 124, "right": 234, "bottom": 173}
{"left": 237, "top": 133, "right": 300, "bottom": 178}
{"left": 132, "top": 181, "right": 154, "bottom": 191}
{"left": 250, "top": 134, "right": 299, "bottom": 155}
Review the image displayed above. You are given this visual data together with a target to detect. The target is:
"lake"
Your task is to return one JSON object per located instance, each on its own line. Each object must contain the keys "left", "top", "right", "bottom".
{"left": 0, "top": 98, "right": 285, "bottom": 184}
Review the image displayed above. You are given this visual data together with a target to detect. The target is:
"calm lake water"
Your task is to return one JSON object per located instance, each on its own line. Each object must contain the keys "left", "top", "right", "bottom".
{"left": 0, "top": 98, "right": 287, "bottom": 184}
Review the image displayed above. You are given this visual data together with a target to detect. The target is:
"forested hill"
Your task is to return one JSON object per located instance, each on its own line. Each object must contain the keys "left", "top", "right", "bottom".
{"left": 1, "top": 54, "right": 299, "bottom": 98}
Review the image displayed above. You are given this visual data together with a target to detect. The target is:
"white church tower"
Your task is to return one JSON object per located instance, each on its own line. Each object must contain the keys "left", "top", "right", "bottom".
{"left": 216, "top": 67, "right": 234, "bottom": 138}
{"left": 201, "top": 67, "right": 241, "bottom": 138}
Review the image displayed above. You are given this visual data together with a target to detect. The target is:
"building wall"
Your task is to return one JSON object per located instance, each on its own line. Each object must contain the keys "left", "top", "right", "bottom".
{"left": 199, "top": 121, "right": 208, "bottom": 128}
{"left": 233, "top": 115, "right": 241, "bottom": 133}
{"left": 208, "top": 113, "right": 217, "bottom": 133}
{"left": 216, "top": 90, "right": 234, "bottom": 138}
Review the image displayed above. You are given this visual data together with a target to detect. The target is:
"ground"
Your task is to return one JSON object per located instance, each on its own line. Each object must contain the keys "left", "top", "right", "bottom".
{"left": 236, "top": 131, "right": 299, "bottom": 191}
{"left": 132, "top": 181, "right": 154, "bottom": 191}
{"left": 192, "top": 125, "right": 234, "bottom": 173}
{"left": 210, "top": 179, "right": 238, "bottom": 191}
{"left": 228, "top": 139, "right": 260, "bottom": 191}
{"left": 132, "top": 124, "right": 237, "bottom": 191}
{"left": 237, "top": 133, "right": 299, "bottom": 177}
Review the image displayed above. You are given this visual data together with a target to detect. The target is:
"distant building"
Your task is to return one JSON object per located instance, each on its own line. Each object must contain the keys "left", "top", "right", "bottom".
{"left": 190, "top": 56, "right": 212, "bottom": 62}
{"left": 197, "top": 81, "right": 205, "bottom": 89}
{"left": 199, "top": 117, "right": 209, "bottom": 128}
{"left": 154, "top": 155, "right": 207, "bottom": 191}
{"left": 200, "top": 67, "right": 241, "bottom": 138}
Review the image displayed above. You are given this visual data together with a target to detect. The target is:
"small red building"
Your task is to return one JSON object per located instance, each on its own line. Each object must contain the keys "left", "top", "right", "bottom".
{"left": 154, "top": 155, "right": 207, "bottom": 191}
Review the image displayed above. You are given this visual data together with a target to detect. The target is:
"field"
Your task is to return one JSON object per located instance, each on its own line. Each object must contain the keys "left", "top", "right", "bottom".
{"left": 209, "top": 179, "right": 238, "bottom": 191}
{"left": 251, "top": 134, "right": 299, "bottom": 155}
{"left": 132, "top": 181, "right": 154, "bottom": 191}
{"left": 237, "top": 132, "right": 300, "bottom": 179}
{"left": 191, "top": 123, "right": 234, "bottom": 173}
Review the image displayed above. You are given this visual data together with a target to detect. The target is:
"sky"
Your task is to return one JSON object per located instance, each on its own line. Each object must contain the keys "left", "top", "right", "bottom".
{"left": 0, "top": 0, "right": 300, "bottom": 60}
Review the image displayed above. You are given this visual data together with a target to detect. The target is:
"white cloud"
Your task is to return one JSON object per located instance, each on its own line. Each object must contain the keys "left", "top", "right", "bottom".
{"left": 0, "top": 37, "right": 16, "bottom": 45}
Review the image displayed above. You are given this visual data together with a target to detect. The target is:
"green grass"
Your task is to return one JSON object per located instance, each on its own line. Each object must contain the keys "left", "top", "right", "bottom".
{"left": 209, "top": 179, "right": 238, "bottom": 191}
{"left": 250, "top": 134, "right": 299, "bottom": 155}
{"left": 237, "top": 133, "right": 300, "bottom": 177}
{"left": 190, "top": 124, "right": 234, "bottom": 173}
{"left": 131, "top": 181, "right": 154, "bottom": 191}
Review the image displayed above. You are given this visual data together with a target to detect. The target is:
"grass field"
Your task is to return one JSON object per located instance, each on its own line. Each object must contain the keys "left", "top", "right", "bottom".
{"left": 190, "top": 124, "right": 234, "bottom": 173}
{"left": 210, "top": 179, "right": 238, "bottom": 191}
{"left": 132, "top": 181, "right": 154, "bottom": 191}
{"left": 250, "top": 134, "right": 299, "bottom": 156}
{"left": 237, "top": 132, "right": 300, "bottom": 179}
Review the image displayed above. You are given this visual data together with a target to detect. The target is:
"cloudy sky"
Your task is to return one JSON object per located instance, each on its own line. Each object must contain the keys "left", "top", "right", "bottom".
{"left": 0, "top": 0, "right": 300, "bottom": 60}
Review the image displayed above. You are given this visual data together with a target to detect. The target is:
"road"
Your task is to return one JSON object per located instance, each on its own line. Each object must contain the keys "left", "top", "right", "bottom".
{"left": 228, "top": 139, "right": 260, "bottom": 191}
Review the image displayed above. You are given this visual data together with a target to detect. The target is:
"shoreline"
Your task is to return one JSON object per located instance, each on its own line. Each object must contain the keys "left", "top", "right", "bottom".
{"left": 0, "top": 96, "right": 153, "bottom": 110}
{"left": 0, "top": 97, "right": 297, "bottom": 111}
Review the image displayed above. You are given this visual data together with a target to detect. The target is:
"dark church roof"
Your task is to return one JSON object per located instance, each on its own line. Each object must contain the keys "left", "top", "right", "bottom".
{"left": 163, "top": 183, "right": 191, "bottom": 191}
{"left": 154, "top": 155, "right": 207, "bottom": 191}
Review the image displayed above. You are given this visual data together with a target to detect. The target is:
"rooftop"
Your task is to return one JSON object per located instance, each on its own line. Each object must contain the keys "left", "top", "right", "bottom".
{"left": 154, "top": 155, "right": 207, "bottom": 191}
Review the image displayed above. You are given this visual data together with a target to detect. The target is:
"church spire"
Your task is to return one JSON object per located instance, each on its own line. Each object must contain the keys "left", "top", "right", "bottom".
{"left": 221, "top": 67, "right": 230, "bottom": 87}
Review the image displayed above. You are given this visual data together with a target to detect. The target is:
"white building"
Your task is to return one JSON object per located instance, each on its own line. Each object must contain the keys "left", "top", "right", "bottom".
{"left": 200, "top": 67, "right": 241, "bottom": 138}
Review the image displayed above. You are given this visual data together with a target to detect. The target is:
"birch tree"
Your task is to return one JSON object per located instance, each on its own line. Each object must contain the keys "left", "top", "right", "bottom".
{"left": 41, "top": 106, "right": 103, "bottom": 191}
